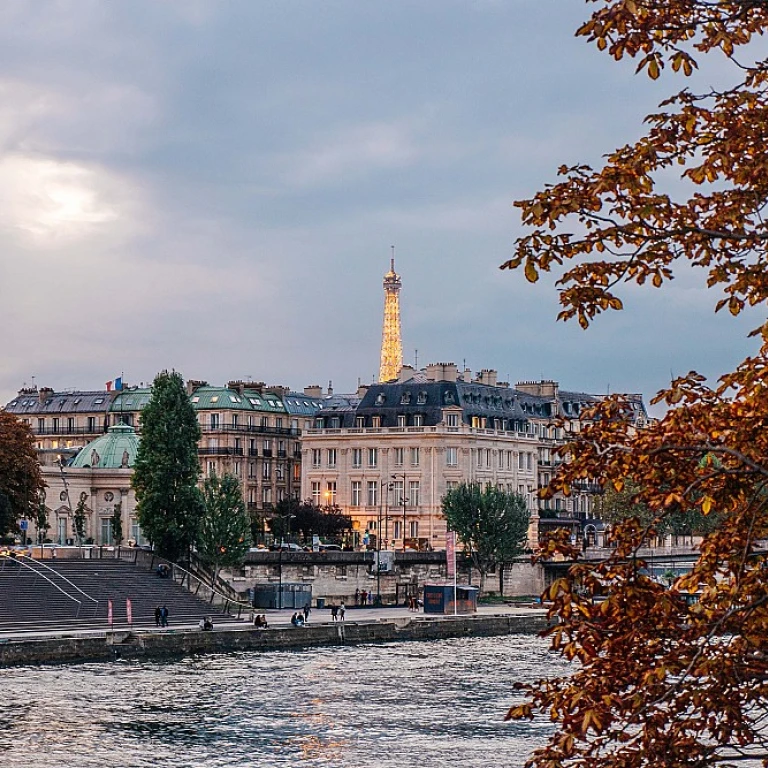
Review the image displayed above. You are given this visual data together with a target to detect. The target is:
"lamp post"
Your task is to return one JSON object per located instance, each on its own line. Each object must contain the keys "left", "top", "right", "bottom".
{"left": 391, "top": 473, "right": 407, "bottom": 553}
{"left": 276, "top": 513, "right": 296, "bottom": 611}
{"left": 376, "top": 480, "right": 393, "bottom": 605}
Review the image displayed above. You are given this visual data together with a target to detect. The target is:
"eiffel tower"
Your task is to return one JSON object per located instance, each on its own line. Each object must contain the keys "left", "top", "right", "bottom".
{"left": 379, "top": 249, "right": 403, "bottom": 383}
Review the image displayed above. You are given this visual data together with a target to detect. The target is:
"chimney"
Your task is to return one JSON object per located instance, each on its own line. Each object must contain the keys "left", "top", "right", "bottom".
{"left": 327, "top": 380, "right": 333, "bottom": 396}
{"left": 397, "top": 365, "right": 415, "bottom": 383}
{"left": 186, "top": 379, "right": 207, "bottom": 396}
{"left": 477, "top": 369, "right": 498, "bottom": 387}
{"left": 227, "top": 380, "right": 246, "bottom": 396}
{"left": 304, "top": 385, "right": 322, "bottom": 398}
{"left": 265, "top": 385, "right": 289, "bottom": 397}
{"left": 38, "top": 387, "right": 54, "bottom": 404}
{"left": 357, "top": 384, "right": 370, "bottom": 399}
{"left": 425, "top": 363, "right": 458, "bottom": 382}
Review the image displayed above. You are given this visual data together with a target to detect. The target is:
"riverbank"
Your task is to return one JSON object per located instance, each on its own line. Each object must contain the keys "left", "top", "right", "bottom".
{"left": 0, "top": 609, "right": 550, "bottom": 667}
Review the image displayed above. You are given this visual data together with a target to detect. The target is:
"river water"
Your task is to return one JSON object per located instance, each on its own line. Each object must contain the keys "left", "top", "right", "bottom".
{"left": 0, "top": 636, "right": 566, "bottom": 768}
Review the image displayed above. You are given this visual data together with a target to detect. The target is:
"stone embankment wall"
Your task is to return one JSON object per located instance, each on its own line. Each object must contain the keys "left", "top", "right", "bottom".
{"left": 0, "top": 613, "right": 549, "bottom": 668}
{"left": 228, "top": 551, "right": 546, "bottom": 602}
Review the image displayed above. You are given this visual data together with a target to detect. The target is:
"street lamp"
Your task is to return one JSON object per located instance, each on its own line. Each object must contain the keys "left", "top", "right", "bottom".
{"left": 391, "top": 473, "right": 408, "bottom": 553}
{"left": 276, "top": 513, "right": 296, "bottom": 611}
{"left": 376, "top": 480, "right": 393, "bottom": 605}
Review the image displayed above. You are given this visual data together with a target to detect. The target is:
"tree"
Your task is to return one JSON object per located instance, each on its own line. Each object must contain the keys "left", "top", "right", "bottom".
{"left": 110, "top": 502, "right": 123, "bottom": 546}
{"left": 0, "top": 411, "right": 44, "bottom": 537}
{"left": 35, "top": 495, "right": 51, "bottom": 545}
{"left": 441, "top": 483, "right": 530, "bottom": 593}
{"left": 132, "top": 371, "right": 203, "bottom": 562}
{"left": 272, "top": 498, "right": 353, "bottom": 544}
{"left": 197, "top": 471, "right": 250, "bottom": 581}
{"left": 73, "top": 492, "right": 88, "bottom": 546}
{"left": 501, "top": 3, "right": 768, "bottom": 766}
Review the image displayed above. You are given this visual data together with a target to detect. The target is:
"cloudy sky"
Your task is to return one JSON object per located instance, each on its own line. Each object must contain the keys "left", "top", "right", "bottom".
{"left": 0, "top": 1, "right": 761, "bottom": 413}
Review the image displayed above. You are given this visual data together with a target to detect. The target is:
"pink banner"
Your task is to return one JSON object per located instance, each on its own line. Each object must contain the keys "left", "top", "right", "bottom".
{"left": 446, "top": 531, "right": 456, "bottom": 578}
{"left": 107, "top": 599, "right": 113, "bottom": 626}
{"left": 126, "top": 598, "right": 132, "bottom": 625}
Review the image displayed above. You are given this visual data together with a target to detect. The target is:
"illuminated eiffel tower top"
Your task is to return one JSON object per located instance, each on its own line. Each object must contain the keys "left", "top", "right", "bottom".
{"left": 379, "top": 248, "right": 403, "bottom": 383}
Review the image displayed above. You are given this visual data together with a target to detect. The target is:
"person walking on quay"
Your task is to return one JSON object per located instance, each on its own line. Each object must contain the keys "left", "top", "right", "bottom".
{"left": 331, "top": 604, "right": 338, "bottom": 622}
{"left": 339, "top": 601, "right": 346, "bottom": 621}
{"left": 361, "top": 590, "right": 367, "bottom": 607}
{"left": 160, "top": 605, "right": 169, "bottom": 627}
{"left": 154, "top": 606, "right": 161, "bottom": 627}
{"left": 354, "top": 588, "right": 360, "bottom": 606}
{"left": 303, "top": 605, "right": 310, "bottom": 624}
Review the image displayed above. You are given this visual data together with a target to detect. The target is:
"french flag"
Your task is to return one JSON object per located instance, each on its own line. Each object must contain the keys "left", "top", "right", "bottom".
{"left": 106, "top": 377, "right": 123, "bottom": 392}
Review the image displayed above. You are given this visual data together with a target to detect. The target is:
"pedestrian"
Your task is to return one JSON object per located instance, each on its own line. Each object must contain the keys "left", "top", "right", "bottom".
{"left": 354, "top": 588, "right": 360, "bottom": 606}
{"left": 51, "top": 547, "right": 57, "bottom": 560}
{"left": 339, "top": 601, "right": 346, "bottom": 621}
{"left": 361, "top": 590, "right": 367, "bottom": 607}
{"left": 331, "top": 604, "right": 338, "bottom": 622}
{"left": 160, "top": 605, "right": 169, "bottom": 627}
{"left": 303, "top": 604, "right": 310, "bottom": 623}
{"left": 154, "top": 606, "right": 161, "bottom": 627}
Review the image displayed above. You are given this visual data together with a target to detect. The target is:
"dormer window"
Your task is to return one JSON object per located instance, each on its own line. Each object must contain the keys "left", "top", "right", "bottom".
{"left": 376, "top": 393, "right": 386, "bottom": 406}
{"left": 417, "top": 391, "right": 427, "bottom": 405}
{"left": 400, "top": 392, "right": 411, "bottom": 405}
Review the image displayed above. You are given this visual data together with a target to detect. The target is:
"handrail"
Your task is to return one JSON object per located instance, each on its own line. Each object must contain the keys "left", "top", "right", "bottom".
{"left": 1, "top": 554, "right": 82, "bottom": 613}
{"left": 170, "top": 560, "right": 251, "bottom": 609}
{"left": 17, "top": 555, "right": 99, "bottom": 604}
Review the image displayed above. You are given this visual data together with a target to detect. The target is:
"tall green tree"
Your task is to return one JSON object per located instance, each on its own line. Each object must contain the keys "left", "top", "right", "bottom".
{"left": 132, "top": 371, "right": 203, "bottom": 561}
{"left": 0, "top": 411, "right": 44, "bottom": 538}
{"left": 198, "top": 471, "right": 250, "bottom": 582}
{"left": 273, "top": 497, "right": 352, "bottom": 544}
{"left": 442, "top": 483, "right": 530, "bottom": 593}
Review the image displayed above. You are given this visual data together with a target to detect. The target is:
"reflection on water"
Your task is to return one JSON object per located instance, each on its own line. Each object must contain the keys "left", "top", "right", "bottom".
{"left": 0, "top": 635, "right": 565, "bottom": 767}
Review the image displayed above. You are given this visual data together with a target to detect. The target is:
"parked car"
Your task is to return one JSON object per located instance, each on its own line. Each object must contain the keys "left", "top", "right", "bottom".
{"left": 269, "top": 542, "right": 305, "bottom": 552}
{"left": 319, "top": 543, "right": 342, "bottom": 552}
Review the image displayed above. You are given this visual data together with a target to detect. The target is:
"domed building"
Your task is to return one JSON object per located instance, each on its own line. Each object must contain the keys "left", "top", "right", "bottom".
{"left": 35, "top": 423, "right": 146, "bottom": 547}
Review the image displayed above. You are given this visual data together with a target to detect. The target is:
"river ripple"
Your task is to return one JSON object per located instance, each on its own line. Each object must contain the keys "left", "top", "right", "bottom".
{"left": 0, "top": 636, "right": 566, "bottom": 767}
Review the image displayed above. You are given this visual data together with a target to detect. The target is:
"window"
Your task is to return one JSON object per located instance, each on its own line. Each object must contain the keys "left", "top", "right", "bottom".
{"left": 527, "top": 453, "right": 533, "bottom": 471}
{"left": 417, "top": 391, "right": 428, "bottom": 405}
{"left": 67, "top": 417, "right": 75, "bottom": 432}
{"left": 210, "top": 396, "right": 219, "bottom": 403}
{"left": 409, "top": 481, "right": 420, "bottom": 507}
{"left": 351, "top": 481, "right": 362, "bottom": 507}
{"left": 518, "top": 453, "right": 525, "bottom": 470}
{"left": 249, "top": 462, "right": 255, "bottom": 478}
{"left": 327, "top": 448, "right": 337, "bottom": 468}
{"left": 410, "top": 447, "right": 420, "bottom": 466}
{"left": 477, "top": 449, "right": 483, "bottom": 468}
{"left": 210, "top": 413, "right": 220, "bottom": 429}
{"left": 325, "top": 481, "right": 337, "bottom": 506}
{"left": 276, "top": 464, "right": 284, "bottom": 480}
{"left": 232, "top": 414, "right": 239, "bottom": 427}
{"left": 393, "top": 521, "right": 402, "bottom": 540}
{"left": 367, "top": 447, "right": 378, "bottom": 468}
{"left": 352, "top": 448, "right": 362, "bottom": 468}
{"left": 394, "top": 447, "right": 404, "bottom": 467}
{"left": 371, "top": 416, "right": 381, "bottom": 428}
{"left": 276, "top": 417, "right": 283, "bottom": 428}
{"left": 312, "top": 449, "right": 321, "bottom": 468}
{"left": 293, "top": 464, "right": 300, "bottom": 481}
{"left": 413, "top": 414, "right": 423, "bottom": 427}
{"left": 311, "top": 482, "right": 321, "bottom": 506}
{"left": 52, "top": 418, "right": 59, "bottom": 433}
{"left": 87, "top": 416, "right": 95, "bottom": 432}
{"left": 262, "top": 486, "right": 272, "bottom": 505}
{"left": 485, "top": 449, "right": 491, "bottom": 468}
{"left": 397, "top": 414, "right": 406, "bottom": 428}
{"left": 446, "top": 447, "right": 458, "bottom": 467}
{"left": 446, "top": 480, "right": 459, "bottom": 492}
{"left": 392, "top": 480, "right": 404, "bottom": 505}
{"left": 367, "top": 481, "right": 378, "bottom": 507}
{"left": 355, "top": 416, "right": 365, "bottom": 428}
{"left": 446, "top": 413, "right": 459, "bottom": 427}
{"left": 409, "top": 521, "right": 419, "bottom": 538}
{"left": 262, "top": 460, "right": 271, "bottom": 479}
{"left": 234, "top": 462, "right": 241, "bottom": 477}
{"left": 207, "top": 461, "right": 215, "bottom": 476}
{"left": 37, "top": 418, "right": 44, "bottom": 432}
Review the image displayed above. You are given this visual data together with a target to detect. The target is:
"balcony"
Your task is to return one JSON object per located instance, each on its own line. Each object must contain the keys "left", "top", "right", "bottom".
{"left": 248, "top": 449, "right": 259, "bottom": 457}
{"left": 33, "top": 426, "right": 107, "bottom": 436}
{"left": 277, "top": 450, "right": 287, "bottom": 458}
{"left": 197, "top": 447, "right": 244, "bottom": 456}
{"left": 199, "top": 423, "right": 300, "bottom": 437}
{"left": 262, "top": 448, "right": 273, "bottom": 458}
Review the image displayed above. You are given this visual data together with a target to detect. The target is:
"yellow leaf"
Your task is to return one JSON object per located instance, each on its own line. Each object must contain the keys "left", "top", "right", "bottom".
{"left": 524, "top": 260, "right": 539, "bottom": 283}
{"left": 648, "top": 58, "right": 660, "bottom": 80}
{"left": 702, "top": 497, "right": 714, "bottom": 514}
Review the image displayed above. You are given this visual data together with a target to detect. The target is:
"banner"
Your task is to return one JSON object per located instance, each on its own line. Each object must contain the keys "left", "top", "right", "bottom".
{"left": 107, "top": 599, "right": 113, "bottom": 626}
{"left": 126, "top": 598, "right": 132, "bottom": 625}
{"left": 446, "top": 531, "right": 456, "bottom": 578}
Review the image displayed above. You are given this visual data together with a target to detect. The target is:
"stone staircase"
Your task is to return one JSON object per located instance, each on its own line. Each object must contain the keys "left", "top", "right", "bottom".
{"left": 0, "top": 557, "right": 240, "bottom": 635}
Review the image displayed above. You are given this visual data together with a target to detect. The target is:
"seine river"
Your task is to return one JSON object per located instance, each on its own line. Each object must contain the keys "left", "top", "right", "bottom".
{"left": 0, "top": 636, "right": 566, "bottom": 767}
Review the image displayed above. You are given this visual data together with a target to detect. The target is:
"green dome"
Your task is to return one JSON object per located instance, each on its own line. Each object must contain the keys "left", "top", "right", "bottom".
{"left": 71, "top": 422, "right": 140, "bottom": 469}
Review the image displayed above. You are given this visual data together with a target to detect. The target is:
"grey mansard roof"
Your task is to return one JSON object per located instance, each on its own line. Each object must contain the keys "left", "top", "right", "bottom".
{"left": 314, "top": 376, "right": 647, "bottom": 428}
